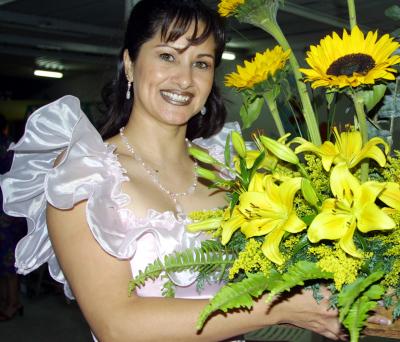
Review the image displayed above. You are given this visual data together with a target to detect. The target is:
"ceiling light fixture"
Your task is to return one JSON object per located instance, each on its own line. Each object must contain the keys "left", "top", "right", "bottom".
{"left": 34, "top": 70, "right": 63, "bottom": 79}
{"left": 222, "top": 51, "right": 236, "bottom": 61}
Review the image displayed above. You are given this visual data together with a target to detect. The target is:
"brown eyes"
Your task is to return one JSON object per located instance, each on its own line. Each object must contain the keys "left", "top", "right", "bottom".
{"left": 159, "top": 53, "right": 211, "bottom": 70}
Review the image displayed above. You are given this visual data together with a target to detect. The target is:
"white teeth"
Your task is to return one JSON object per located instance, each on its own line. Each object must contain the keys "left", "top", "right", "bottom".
{"left": 161, "top": 91, "right": 190, "bottom": 103}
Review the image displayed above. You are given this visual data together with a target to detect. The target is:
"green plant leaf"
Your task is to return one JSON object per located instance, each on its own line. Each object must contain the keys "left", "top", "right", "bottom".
{"left": 342, "top": 284, "right": 384, "bottom": 342}
{"left": 266, "top": 261, "right": 333, "bottom": 298}
{"left": 385, "top": 5, "right": 400, "bottom": 21}
{"left": 128, "top": 242, "right": 236, "bottom": 295}
{"left": 325, "top": 91, "right": 336, "bottom": 109}
{"left": 393, "top": 300, "right": 400, "bottom": 320}
{"left": 224, "top": 132, "right": 231, "bottom": 167}
{"left": 240, "top": 95, "right": 264, "bottom": 129}
{"left": 240, "top": 157, "right": 250, "bottom": 188}
{"left": 377, "top": 85, "right": 400, "bottom": 119}
{"left": 337, "top": 271, "right": 384, "bottom": 321}
{"left": 196, "top": 272, "right": 270, "bottom": 330}
{"left": 250, "top": 150, "right": 266, "bottom": 178}
{"left": 359, "top": 84, "right": 387, "bottom": 113}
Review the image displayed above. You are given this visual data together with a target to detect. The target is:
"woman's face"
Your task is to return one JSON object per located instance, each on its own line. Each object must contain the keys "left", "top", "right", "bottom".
{"left": 126, "top": 22, "right": 216, "bottom": 127}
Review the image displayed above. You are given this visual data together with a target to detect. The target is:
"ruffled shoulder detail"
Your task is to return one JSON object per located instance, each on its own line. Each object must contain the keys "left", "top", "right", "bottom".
{"left": 0, "top": 95, "right": 130, "bottom": 298}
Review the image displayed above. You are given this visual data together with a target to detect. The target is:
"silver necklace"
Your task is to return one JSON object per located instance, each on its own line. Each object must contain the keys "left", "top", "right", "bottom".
{"left": 119, "top": 127, "right": 198, "bottom": 214}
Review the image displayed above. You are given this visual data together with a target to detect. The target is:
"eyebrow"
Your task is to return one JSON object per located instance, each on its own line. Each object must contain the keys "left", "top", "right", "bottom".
{"left": 155, "top": 44, "right": 215, "bottom": 60}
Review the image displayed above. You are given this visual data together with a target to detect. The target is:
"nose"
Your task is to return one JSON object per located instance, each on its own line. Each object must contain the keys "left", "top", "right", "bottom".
{"left": 174, "top": 65, "right": 193, "bottom": 89}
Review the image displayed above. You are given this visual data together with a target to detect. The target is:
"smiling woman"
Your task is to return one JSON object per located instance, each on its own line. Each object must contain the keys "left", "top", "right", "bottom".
{"left": 0, "top": 0, "right": 348, "bottom": 341}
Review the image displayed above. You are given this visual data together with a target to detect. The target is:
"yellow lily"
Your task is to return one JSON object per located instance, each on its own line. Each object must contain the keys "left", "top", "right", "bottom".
{"left": 237, "top": 175, "right": 306, "bottom": 264}
{"left": 308, "top": 164, "right": 396, "bottom": 257}
{"left": 367, "top": 181, "right": 400, "bottom": 211}
{"left": 293, "top": 127, "right": 389, "bottom": 172}
{"left": 221, "top": 206, "right": 247, "bottom": 245}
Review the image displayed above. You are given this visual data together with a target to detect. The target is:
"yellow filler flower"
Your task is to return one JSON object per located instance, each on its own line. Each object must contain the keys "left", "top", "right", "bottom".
{"left": 293, "top": 127, "right": 389, "bottom": 172}
{"left": 232, "top": 175, "right": 306, "bottom": 264}
{"left": 225, "top": 46, "right": 290, "bottom": 89}
{"left": 218, "top": 0, "right": 245, "bottom": 17}
{"left": 300, "top": 26, "right": 400, "bottom": 89}
{"left": 308, "top": 164, "right": 396, "bottom": 258}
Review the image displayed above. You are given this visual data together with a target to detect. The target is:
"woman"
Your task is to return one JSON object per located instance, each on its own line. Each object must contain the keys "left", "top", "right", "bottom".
{"left": 0, "top": 0, "right": 386, "bottom": 340}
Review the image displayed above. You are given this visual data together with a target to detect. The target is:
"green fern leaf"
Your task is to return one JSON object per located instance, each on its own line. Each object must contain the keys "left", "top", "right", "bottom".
{"left": 196, "top": 272, "right": 269, "bottom": 330}
{"left": 266, "top": 261, "right": 333, "bottom": 298}
{"left": 338, "top": 271, "right": 384, "bottom": 321}
{"left": 342, "top": 284, "right": 384, "bottom": 342}
{"left": 128, "top": 259, "right": 164, "bottom": 295}
{"left": 128, "top": 243, "right": 235, "bottom": 295}
{"left": 161, "top": 276, "right": 176, "bottom": 298}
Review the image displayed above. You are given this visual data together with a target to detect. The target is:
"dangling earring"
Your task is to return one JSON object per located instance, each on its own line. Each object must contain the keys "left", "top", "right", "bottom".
{"left": 200, "top": 106, "right": 207, "bottom": 116}
{"left": 126, "top": 81, "right": 132, "bottom": 100}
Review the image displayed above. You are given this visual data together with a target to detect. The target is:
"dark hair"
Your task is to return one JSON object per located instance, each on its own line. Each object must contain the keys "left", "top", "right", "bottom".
{"left": 100, "top": 0, "right": 227, "bottom": 140}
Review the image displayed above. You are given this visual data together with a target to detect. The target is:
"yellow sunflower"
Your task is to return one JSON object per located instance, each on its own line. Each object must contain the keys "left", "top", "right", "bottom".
{"left": 300, "top": 26, "right": 400, "bottom": 89}
{"left": 218, "top": 0, "right": 245, "bottom": 17}
{"left": 225, "top": 45, "right": 290, "bottom": 89}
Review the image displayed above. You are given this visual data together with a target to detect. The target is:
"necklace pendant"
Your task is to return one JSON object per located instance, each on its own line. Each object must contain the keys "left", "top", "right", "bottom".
{"left": 119, "top": 127, "right": 198, "bottom": 215}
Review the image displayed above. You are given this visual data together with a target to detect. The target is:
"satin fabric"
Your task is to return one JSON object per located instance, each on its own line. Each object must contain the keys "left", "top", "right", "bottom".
{"left": 0, "top": 95, "right": 239, "bottom": 299}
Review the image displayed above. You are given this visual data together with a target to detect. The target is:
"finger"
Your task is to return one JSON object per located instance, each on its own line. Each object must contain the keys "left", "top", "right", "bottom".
{"left": 321, "top": 331, "right": 340, "bottom": 340}
{"left": 367, "top": 314, "right": 392, "bottom": 326}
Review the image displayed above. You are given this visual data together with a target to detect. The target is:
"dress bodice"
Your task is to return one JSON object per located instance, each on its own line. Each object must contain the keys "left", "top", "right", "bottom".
{"left": 0, "top": 95, "right": 238, "bottom": 299}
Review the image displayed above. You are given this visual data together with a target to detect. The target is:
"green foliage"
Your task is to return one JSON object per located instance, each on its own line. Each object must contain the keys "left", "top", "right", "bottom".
{"left": 341, "top": 284, "right": 384, "bottom": 342}
{"left": 265, "top": 261, "right": 333, "bottom": 298}
{"left": 385, "top": 5, "right": 400, "bottom": 21}
{"left": 224, "top": 133, "right": 231, "bottom": 167}
{"left": 337, "top": 272, "right": 384, "bottom": 321}
{"left": 161, "top": 276, "right": 176, "bottom": 298}
{"left": 128, "top": 240, "right": 235, "bottom": 295}
{"left": 393, "top": 300, "right": 400, "bottom": 320}
{"left": 359, "top": 84, "right": 387, "bottom": 113}
{"left": 196, "top": 272, "right": 269, "bottom": 330}
{"left": 240, "top": 95, "right": 264, "bottom": 129}
{"left": 376, "top": 81, "right": 400, "bottom": 119}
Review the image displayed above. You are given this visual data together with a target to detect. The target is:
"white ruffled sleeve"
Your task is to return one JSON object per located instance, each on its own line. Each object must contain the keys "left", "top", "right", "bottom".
{"left": 0, "top": 95, "right": 131, "bottom": 298}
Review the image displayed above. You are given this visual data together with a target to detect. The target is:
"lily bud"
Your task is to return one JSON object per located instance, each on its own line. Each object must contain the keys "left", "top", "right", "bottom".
{"left": 188, "top": 147, "right": 218, "bottom": 164}
{"left": 260, "top": 135, "right": 299, "bottom": 165}
{"left": 301, "top": 178, "right": 319, "bottom": 207}
{"left": 196, "top": 166, "right": 218, "bottom": 181}
{"left": 231, "top": 131, "right": 246, "bottom": 158}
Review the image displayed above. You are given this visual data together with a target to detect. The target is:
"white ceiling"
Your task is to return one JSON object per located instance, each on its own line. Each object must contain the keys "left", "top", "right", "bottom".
{"left": 0, "top": 0, "right": 398, "bottom": 99}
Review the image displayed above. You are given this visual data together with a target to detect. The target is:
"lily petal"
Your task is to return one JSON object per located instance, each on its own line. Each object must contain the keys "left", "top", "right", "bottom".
{"left": 339, "top": 220, "right": 363, "bottom": 258}
{"left": 308, "top": 210, "right": 350, "bottom": 242}
{"left": 221, "top": 208, "right": 246, "bottom": 245}
{"left": 330, "top": 164, "right": 360, "bottom": 201}
{"left": 357, "top": 203, "right": 396, "bottom": 233}
{"left": 248, "top": 172, "right": 265, "bottom": 192}
{"left": 279, "top": 177, "right": 302, "bottom": 210}
{"left": 379, "top": 182, "right": 400, "bottom": 211}
{"left": 241, "top": 218, "right": 280, "bottom": 237}
{"left": 351, "top": 143, "right": 387, "bottom": 168}
{"left": 281, "top": 211, "right": 307, "bottom": 233}
{"left": 261, "top": 228, "right": 286, "bottom": 265}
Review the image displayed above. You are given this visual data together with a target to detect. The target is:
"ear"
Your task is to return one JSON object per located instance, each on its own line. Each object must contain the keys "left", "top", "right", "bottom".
{"left": 123, "top": 49, "right": 134, "bottom": 81}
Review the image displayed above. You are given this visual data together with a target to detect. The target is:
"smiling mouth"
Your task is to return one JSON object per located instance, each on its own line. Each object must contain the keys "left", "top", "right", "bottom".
{"left": 160, "top": 90, "right": 193, "bottom": 106}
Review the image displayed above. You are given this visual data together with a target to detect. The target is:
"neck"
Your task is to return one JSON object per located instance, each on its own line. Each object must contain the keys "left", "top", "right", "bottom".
{"left": 120, "top": 115, "right": 190, "bottom": 165}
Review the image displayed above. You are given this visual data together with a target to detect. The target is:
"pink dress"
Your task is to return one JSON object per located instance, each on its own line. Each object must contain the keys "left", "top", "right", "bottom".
{"left": 0, "top": 95, "right": 239, "bottom": 300}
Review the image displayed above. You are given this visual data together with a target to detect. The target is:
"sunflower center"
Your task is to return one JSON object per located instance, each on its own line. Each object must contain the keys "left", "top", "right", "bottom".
{"left": 326, "top": 53, "right": 375, "bottom": 77}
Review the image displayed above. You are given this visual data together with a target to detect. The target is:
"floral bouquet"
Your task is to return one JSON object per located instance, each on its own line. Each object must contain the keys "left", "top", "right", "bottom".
{"left": 129, "top": 1, "right": 400, "bottom": 341}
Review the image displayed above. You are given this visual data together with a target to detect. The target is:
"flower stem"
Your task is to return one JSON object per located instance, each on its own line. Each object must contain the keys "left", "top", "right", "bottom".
{"left": 263, "top": 92, "right": 285, "bottom": 137}
{"left": 267, "top": 24, "right": 322, "bottom": 145}
{"left": 351, "top": 92, "right": 369, "bottom": 182}
{"left": 347, "top": 0, "right": 357, "bottom": 29}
